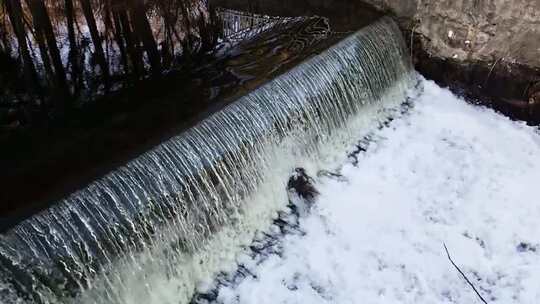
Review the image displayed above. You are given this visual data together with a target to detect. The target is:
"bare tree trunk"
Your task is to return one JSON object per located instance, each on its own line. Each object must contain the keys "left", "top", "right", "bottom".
{"left": 128, "top": 0, "right": 161, "bottom": 76}
{"left": 118, "top": 10, "right": 145, "bottom": 78}
{"left": 20, "top": 2, "right": 54, "bottom": 81}
{"left": 179, "top": 0, "right": 193, "bottom": 56}
{"left": 26, "top": 0, "right": 69, "bottom": 102}
{"left": 103, "top": 0, "right": 115, "bottom": 69}
{"left": 5, "top": 0, "right": 40, "bottom": 91}
{"left": 79, "top": 0, "right": 111, "bottom": 89}
{"left": 65, "top": 0, "right": 77, "bottom": 64}
{"left": 111, "top": 11, "right": 129, "bottom": 74}
{"left": 65, "top": 0, "right": 82, "bottom": 94}
{"left": 0, "top": 12, "right": 13, "bottom": 55}
{"left": 199, "top": 5, "right": 217, "bottom": 53}
{"left": 33, "top": 22, "right": 55, "bottom": 84}
{"left": 156, "top": 0, "right": 174, "bottom": 68}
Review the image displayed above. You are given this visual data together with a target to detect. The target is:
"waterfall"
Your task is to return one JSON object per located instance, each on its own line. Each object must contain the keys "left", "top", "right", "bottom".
{"left": 0, "top": 17, "right": 415, "bottom": 304}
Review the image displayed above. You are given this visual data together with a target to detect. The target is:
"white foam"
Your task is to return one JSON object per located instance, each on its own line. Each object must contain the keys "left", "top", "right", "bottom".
{"left": 213, "top": 79, "right": 540, "bottom": 304}
{"left": 72, "top": 73, "right": 412, "bottom": 304}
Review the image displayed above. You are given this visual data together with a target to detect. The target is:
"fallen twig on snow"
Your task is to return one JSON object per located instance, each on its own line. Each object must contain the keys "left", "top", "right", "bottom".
{"left": 443, "top": 243, "right": 488, "bottom": 304}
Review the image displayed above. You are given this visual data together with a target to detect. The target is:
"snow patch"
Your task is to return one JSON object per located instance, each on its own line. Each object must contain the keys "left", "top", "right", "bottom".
{"left": 205, "top": 79, "right": 540, "bottom": 304}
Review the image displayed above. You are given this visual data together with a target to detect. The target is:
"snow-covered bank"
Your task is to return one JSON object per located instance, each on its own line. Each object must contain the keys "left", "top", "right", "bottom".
{"left": 205, "top": 79, "right": 540, "bottom": 303}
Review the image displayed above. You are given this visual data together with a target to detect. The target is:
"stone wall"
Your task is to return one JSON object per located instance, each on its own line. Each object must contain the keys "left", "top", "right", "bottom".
{"left": 364, "top": 0, "right": 540, "bottom": 69}
{"left": 364, "top": 0, "right": 540, "bottom": 123}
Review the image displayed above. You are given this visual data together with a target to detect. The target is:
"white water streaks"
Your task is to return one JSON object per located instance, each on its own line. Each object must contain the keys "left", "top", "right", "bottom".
{"left": 0, "top": 18, "right": 414, "bottom": 304}
{"left": 207, "top": 79, "right": 540, "bottom": 304}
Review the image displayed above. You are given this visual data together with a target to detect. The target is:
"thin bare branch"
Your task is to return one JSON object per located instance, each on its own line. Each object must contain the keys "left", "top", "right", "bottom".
{"left": 443, "top": 243, "right": 488, "bottom": 304}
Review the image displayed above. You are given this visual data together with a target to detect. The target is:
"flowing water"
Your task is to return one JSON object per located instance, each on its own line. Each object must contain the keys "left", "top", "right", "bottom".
{"left": 0, "top": 17, "right": 414, "bottom": 304}
{"left": 194, "top": 79, "right": 540, "bottom": 304}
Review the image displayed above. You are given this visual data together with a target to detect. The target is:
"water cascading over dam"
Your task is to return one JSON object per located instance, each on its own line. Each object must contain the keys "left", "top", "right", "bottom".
{"left": 0, "top": 17, "right": 415, "bottom": 304}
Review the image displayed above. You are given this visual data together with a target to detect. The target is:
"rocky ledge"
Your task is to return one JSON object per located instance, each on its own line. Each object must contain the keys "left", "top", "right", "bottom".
{"left": 361, "top": 0, "right": 540, "bottom": 124}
